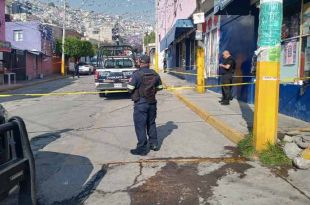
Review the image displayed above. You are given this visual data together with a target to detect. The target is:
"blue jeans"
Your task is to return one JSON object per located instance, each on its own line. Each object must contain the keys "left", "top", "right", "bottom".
{"left": 133, "top": 102, "right": 158, "bottom": 148}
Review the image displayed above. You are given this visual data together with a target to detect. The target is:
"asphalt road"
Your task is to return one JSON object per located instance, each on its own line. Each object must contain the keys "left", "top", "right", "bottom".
{"left": 1, "top": 75, "right": 309, "bottom": 205}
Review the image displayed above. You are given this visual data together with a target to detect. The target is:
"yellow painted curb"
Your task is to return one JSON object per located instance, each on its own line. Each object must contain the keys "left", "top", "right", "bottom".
{"left": 301, "top": 148, "right": 310, "bottom": 160}
{"left": 162, "top": 80, "right": 245, "bottom": 144}
{"left": 174, "top": 92, "right": 245, "bottom": 144}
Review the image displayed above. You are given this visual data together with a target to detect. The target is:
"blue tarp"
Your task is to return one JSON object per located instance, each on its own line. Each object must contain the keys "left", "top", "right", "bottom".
{"left": 160, "top": 19, "right": 194, "bottom": 52}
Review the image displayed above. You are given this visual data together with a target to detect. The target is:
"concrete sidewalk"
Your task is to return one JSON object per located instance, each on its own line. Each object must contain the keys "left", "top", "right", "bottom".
{"left": 161, "top": 72, "right": 309, "bottom": 143}
{"left": 0, "top": 74, "right": 66, "bottom": 93}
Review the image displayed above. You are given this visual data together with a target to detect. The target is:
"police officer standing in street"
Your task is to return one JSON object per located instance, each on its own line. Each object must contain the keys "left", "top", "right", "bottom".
{"left": 127, "top": 55, "right": 163, "bottom": 156}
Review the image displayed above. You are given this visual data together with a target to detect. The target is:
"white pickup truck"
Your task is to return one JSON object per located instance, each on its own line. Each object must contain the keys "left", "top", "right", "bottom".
{"left": 94, "top": 56, "right": 137, "bottom": 97}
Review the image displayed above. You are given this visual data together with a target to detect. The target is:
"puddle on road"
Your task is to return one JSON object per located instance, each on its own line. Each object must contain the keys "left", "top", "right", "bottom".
{"left": 224, "top": 146, "right": 241, "bottom": 158}
{"left": 128, "top": 161, "right": 253, "bottom": 205}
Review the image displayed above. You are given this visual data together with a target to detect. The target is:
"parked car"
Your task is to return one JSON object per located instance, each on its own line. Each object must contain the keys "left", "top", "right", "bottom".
{"left": 77, "top": 62, "right": 95, "bottom": 75}
{"left": 0, "top": 105, "right": 36, "bottom": 205}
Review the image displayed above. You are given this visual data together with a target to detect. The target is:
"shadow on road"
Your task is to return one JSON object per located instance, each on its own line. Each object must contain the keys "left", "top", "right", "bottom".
{"left": 103, "top": 92, "right": 131, "bottom": 100}
{"left": 0, "top": 78, "right": 77, "bottom": 103}
{"left": 157, "top": 121, "right": 178, "bottom": 148}
{"left": 30, "top": 129, "right": 106, "bottom": 205}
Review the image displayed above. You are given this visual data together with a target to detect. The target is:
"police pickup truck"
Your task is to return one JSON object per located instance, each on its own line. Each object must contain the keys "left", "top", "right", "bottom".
{"left": 94, "top": 46, "right": 137, "bottom": 97}
{"left": 0, "top": 105, "right": 36, "bottom": 205}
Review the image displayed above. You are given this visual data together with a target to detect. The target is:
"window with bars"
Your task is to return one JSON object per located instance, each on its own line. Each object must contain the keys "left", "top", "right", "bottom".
{"left": 13, "top": 30, "right": 23, "bottom": 42}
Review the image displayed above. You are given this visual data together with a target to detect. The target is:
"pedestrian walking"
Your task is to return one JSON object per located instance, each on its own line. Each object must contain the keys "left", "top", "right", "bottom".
{"left": 219, "top": 50, "right": 236, "bottom": 105}
{"left": 163, "top": 57, "right": 167, "bottom": 73}
{"left": 74, "top": 61, "right": 80, "bottom": 78}
{"left": 127, "top": 55, "right": 164, "bottom": 156}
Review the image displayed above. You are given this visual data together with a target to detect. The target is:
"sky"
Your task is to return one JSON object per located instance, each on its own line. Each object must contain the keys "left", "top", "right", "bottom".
{"left": 42, "top": 0, "right": 155, "bottom": 23}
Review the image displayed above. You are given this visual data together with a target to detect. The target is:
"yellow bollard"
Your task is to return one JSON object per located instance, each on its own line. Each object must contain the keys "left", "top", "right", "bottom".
{"left": 61, "top": 59, "right": 65, "bottom": 76}
{"left": 196, "top": 47, "right": 205, "bottom": 93}
{"left": 253, "top": 61, "right": 280, "bottom": 151}
{"left": 155, "top": 52, "right": 159, "bottom": 73}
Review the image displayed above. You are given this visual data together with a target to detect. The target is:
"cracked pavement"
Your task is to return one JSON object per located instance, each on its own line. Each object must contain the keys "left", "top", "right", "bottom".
{"left": 1, "top": 76, "right": 309, "bottom": 205}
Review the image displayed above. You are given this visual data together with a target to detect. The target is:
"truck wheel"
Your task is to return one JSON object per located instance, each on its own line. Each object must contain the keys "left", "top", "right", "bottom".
{"left": 9, "top": 117, "right": 37, "bottom": 205}
{"left": 99, "top": 92, "right": 106, "bottom": 98}
{"left": 18, "top": 164, "right": 36, "bottom": 205}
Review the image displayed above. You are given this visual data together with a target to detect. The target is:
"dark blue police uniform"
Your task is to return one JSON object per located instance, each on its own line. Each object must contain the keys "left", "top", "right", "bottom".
{"left": 127, "top": 67, "right": 163, "bottom": 152}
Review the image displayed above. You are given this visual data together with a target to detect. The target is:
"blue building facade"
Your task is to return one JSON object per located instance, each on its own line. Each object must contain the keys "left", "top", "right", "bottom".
{"left": 160, "top": 0, "right": 310, "bottom": 122}
{"left": 207, "top": 0, "right": 310, "bottom": 122}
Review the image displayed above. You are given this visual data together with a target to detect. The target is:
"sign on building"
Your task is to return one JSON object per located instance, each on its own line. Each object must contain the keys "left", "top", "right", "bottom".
{"left": 193, "top": 13, "right": 205, "bottom": 24}
{"left": 0, "top": 41, "right": 12, "bottom": 52}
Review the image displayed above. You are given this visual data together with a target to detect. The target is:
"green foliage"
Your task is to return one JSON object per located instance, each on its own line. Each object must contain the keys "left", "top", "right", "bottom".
{"left": 238, "top": 133, "right": 292, "bottom": 166}
{"left": 144, "top": 31, "right": 155, "bottom": 46}
{"left": 259, "top": 143, "right": 292, "bottom": 166}
{"left": 55, "top": 39, "right": 62, "bottom": 56}
{"left": 237, "top": 133, "right": 255, "bottom": 158}
{"left": 56, "top": 37, "right": 95, "bottom": 59}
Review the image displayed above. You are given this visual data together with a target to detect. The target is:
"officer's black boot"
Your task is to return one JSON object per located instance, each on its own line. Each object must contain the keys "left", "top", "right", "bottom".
{"left": 150, "top": 144, "right": 159, "bottom": 151}
{"left": 130, "top": 142, "right": 148, "bottom": 156}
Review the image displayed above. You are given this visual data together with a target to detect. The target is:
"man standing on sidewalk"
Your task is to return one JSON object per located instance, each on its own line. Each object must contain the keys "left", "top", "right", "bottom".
{"left": 219, "top": 50, "right": 236, "bottom": 105}
{"left": 127, "top": 55, "right": 163, "bottom": 156}
{"left": 74, "top": 60, "right": 80, "bottom": 78}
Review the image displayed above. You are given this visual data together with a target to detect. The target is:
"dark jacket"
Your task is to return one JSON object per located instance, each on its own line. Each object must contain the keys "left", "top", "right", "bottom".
{"left": 127, "top": 67, "right": 163, "bottom": 103}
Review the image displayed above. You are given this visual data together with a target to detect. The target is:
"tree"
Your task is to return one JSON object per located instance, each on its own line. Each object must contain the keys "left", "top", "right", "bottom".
{"left": 144, "top": 31, "right": 155, "bottom": 46}
{"left": 55, "top": 38, "right": 95, "bottom": 60}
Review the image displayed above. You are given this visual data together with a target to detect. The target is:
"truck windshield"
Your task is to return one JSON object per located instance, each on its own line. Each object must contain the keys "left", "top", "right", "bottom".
{"left": 104, "top": 59, "right": 133, "bottom": 68}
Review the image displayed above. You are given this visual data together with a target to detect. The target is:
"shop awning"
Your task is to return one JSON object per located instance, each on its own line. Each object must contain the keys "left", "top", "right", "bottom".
{"left": 214, "top": 0, "right": 251, "bottom": 15}
{"left": 160, "top": 19, "right": 194, "bottom": 52}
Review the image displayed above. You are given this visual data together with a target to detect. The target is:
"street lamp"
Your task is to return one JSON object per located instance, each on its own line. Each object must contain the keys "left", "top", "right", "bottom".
{"left": 61, "top": 0, "right": 66, "bottom": 76}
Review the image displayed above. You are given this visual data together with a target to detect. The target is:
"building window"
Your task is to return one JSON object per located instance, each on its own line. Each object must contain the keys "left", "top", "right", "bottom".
{"left": 14, "top": 30, "right": 23, "bottom": 42}
{"left": 93, "top": 30, "right": 99, "bottom": 35}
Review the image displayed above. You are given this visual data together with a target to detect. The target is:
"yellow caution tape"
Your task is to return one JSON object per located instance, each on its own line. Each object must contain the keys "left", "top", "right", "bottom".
{"left": 167, "top": 70, "right": 256, "bottom": 78}
{"left": 2, "top": 76, "right": 310, "bottom": 98}
{"left": 281, "top": 76, "right": 310, "bottom": 83}
{"left": 0, "top": 90, "right": 129, "bottom": 97}
{"left": 166, "top": 82, "right": 255, "bottom": 91}
{"left": 166, "top": 68, "right": 310, "bottom": 82}
{"left": 0, "top": 82, "right": 256, "bottom": 97}
{"left": 167, "top": 70, "right": 198, "bottom": 76}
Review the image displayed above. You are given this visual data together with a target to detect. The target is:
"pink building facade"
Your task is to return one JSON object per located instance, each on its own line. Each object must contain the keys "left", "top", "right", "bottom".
{"left": 0, "top": 0, "right": 11, "bottom": 53}
{"left": 156, "top": 0, "right": 197, "bottom": 74}
{"left": 0, "top": 0, "right": 5, "bottom": 41}
{"left": 157, "top": 0, "right": 197, "bottom": 42}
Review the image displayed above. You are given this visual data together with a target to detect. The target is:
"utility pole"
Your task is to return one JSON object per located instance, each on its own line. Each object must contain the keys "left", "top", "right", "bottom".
{"left": 254, "top": 0, "right": 283, "bottom": 151}
{"left": 195, "top": 2, "right": 205, "bottom": 94}
{"left": 61, "top": 0, "right": 66, "bottom": 76}
{"left": 154, "top": 0, "right": 159, "bottom": 73}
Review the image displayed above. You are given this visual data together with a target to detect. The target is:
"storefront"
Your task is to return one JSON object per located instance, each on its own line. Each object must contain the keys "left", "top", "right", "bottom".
{"left": 204, "top": 2, "right": 258, "bottom": 101}
{"left": 280, "top": 0, "right": 310, "bottom": 81}
{"left": 204, "top": 15, "right": 220, "bottom": 78}
{"left": 160, "top": 19, "right": 196, "bottom": 80}
{"left": 210, "top": 0, "right": 310, "bottom": 121}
